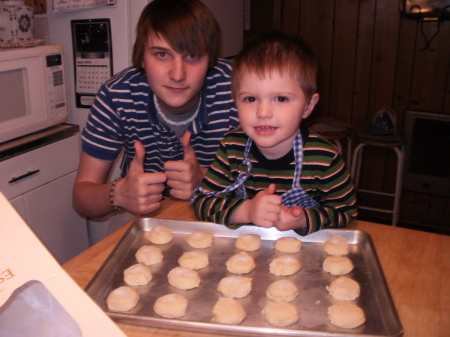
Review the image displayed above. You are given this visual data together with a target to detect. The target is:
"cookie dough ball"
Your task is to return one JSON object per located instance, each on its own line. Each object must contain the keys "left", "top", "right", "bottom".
{"left": 323, "top": 235, "right": 349, "bottom": 256}
{"left": 327, "top": 302, "right": 366, "bottom": 328}
{"left": 266, "top": 279, "right": 299, "bottom": 302}
{"left": 274, "top": 237, "right": 302, "bottom": 253}
{"left": 262, "top": 301, "right": 299, "bottom": 327}
{"left": 178, "top": 250, "right": 209, "bottom": 270}
{"left": 217, "top": 276, "right": 253, "bottom": 299}
{"left": 212, "top": 297, "right": 246, "bottom": 325}
{"left": 323, "top": 256, "right": 354, "bottom": 275}
{"left": 146, "top": 225, "right": 173, "bottom": 245}
{"left": 326, "top": 276, "right": 360, "bottom": 301}
{"left": 123, "top": 263, "right": 153, "bottom": 286}
{"left": 106, "top": 286, "right": 139, "bottom": 312}
{"left": 186, "top": 230, "right": 214, "bottom": 249}
{"left": 135, "top": 245, "right": 163, "bottom": 265}
{"left": 167, "top": 267, "right": 201, "bottom": 290}
{"left": 269, "top": 255, "right": 301, "bottom": 276}
{"left": 225, "top": 251, "right": 256, "bottom": 274}
{"left": 235, "top": 233, "right": 261, "bottom": 251}
{"left": 153, "top": 293, "right": 188, "bottom": 319}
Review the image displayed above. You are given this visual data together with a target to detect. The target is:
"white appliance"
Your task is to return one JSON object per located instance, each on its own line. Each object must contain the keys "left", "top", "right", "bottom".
{"left": 0, "top": 44, "right": 68, "bottom": 144}
{"left": 44, "top": 0, "right": 244, "bottom": 244}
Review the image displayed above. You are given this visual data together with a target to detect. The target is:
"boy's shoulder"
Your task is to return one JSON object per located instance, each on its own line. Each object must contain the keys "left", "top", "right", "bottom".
{"left": 208, "top": 58, "right": 233, "bottom": 79}
{"left": 103, "top": 66, "right": 147, "bottom": 91}
{"left": 222, "top": 127, "right": 247, "bottom": 143}
{"left": 304, "top": 128, "right": 341, "bottom": 155}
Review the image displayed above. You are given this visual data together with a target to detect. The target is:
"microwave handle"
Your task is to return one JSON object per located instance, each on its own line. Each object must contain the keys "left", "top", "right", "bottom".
{"left": 8, "top": 169, "right": 40, "bottom": 184}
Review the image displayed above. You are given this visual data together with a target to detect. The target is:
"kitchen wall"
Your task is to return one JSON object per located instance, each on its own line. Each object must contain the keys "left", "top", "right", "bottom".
{"left": 247, "top": 0, "right": 450, "bottom": 229}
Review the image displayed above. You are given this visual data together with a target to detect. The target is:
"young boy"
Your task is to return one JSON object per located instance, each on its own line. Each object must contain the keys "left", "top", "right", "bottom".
{"left": 73, "top": 0, "right": 239, "bottom": 221}
{"left": 191, "top": 31, "right": 357, "bottom": 236}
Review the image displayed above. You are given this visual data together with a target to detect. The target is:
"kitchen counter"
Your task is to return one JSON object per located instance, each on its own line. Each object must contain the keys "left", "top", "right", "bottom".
{"left": 63, "top": 197, "right": 450, "bottom": 337}
{"left": 0, "top": 123, "right": 79, "bottom": 161}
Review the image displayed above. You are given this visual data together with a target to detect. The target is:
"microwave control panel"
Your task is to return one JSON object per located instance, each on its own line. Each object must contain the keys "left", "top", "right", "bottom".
{"left": 71, "top": 18, "right": 113, "bottom": 109}
{"left": 46, "top": 53, "right": 66, "bottom": 112}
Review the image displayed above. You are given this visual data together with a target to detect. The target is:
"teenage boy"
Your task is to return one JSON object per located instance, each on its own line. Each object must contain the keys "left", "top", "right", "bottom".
{"left": 191, "top": 31, "right": 357, "bottom": 235}
{"left": 73, "top": 0, "right": 239, "bottom": 221}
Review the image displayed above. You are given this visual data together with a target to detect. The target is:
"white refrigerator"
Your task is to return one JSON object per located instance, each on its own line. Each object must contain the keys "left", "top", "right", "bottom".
{"left": 43, "top": 0, "right": 244, "bottom": 244}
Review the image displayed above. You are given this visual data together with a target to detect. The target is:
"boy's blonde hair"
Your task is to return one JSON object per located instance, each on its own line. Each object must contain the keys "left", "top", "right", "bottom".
{"left": 132, "top": 0, "right": 220, "bottom": 72}
{"left": 231, "top": 31, "right": 319, "bottom": 102}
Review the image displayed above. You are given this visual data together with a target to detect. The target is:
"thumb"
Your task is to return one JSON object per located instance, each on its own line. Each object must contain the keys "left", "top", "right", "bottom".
{"left": 129, "top": 141, "right": 145, "bottom": 172}
{"left": 181, "top": 131, "right": 196, "bottom": 161}
{"left": 265, "top": 183, "right": 276, "bottom": 195}
{"left": 289, "top": 206, "right": 303, "bottom": 217}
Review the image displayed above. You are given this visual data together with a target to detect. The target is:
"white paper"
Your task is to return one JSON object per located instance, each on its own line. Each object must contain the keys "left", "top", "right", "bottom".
{"left": 0, "top": 281, "right": 82, "bottom": 337}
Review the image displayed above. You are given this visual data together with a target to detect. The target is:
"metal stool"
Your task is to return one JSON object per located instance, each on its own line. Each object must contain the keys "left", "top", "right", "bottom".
{"left": 305, "top": 117, "right": 352, "bottom": 167}
{"left": 351, "top": 125, "right": 406, "bottom": 226}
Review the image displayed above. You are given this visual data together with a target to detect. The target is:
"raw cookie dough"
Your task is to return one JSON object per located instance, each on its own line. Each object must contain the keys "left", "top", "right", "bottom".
{"left": 327, "top": 302, "right": 366, "bottom": 328}
{"left": 225, "top": 251, "right": 256, "bottom": 274}
{"left": 212, "top": 297, "right": 246, "bottom": 325}
{"left": 146, "top": 225, "right": 173, "bottom": 245}
{"left": 153, "top": 293, "right": 188, "bottom": 319}
{"left": 326, "top": 276, "right": 360, "bottom": 301}
{"left": 266, "top": 279, "right": 299, "bottom": 302}
{"left": 178, "top": 250, "right": 209, "bottom": 270}
{"left": 274, "top": 237, "right": 302, "bottom": 253}
{"left": 262, "top": 301, "right": 299, "bottom": 327}
{"left": 217, "top": 276, "right": 253, "bottom": 298}
{"left": 106, "top": 286, "right": 139, "bottom": 312}
{"left": 235, "top": 233, "right": 261, "bottom": 251}
{"left": 167, "top": 267, "right": 201, "bottom": 290}
{"left": 186, "top": 230, "right": 214, "bottom": 249}
{"left": 123, "top": 263, "right": 153, "bottom": 286}
{"left": 323, "top": 235, "right": 349, "bottom": 256}
{"left": 269, "top": 255, "right": 301, "bottom": 276}
{"left": 135, "top": 245, "right": 163, "bottom": 265}
{"left": 323, "top": 256, "right": 354, "bottom": 275}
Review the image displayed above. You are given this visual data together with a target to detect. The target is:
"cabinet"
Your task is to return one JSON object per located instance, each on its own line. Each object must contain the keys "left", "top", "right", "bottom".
{"left": 0, "top": 128, "right": 89, "bottom": 264}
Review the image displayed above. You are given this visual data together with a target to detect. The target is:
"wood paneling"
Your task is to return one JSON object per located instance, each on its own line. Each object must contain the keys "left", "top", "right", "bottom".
{"left": 247, "top": 0, "right": 450, "bottom": 228}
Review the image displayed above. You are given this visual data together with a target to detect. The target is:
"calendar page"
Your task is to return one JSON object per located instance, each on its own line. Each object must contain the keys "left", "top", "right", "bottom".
{"left": 71, "top": 19, "right": 113, "bottom": 108}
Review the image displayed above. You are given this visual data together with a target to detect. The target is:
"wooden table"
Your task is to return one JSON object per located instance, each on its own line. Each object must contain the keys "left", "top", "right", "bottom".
{"left": 63, "top": 197, "right": 450, "bottom": 337}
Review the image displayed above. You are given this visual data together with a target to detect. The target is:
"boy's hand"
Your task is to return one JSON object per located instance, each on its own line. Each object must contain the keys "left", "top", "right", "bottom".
{"left": 164, "top": 131, "right": 207, "bottom": 200}
{"left": 274, "top": 205, "right": 306, "bottom": 231}
{"left": 243, "top": 183, "right": 282, "bottom": 228}
{"left": 115, "top": 141, "right": 166, "bottom": 214}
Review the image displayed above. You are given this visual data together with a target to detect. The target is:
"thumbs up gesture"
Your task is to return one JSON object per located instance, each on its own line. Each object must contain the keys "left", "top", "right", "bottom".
{"left": 164, "top": 131, "right": 207, "bottom": 200}
{"left": 233, "top": 183, "right": 282, "bottom": 228}
{"left": 274, "top": 205, "right": 307, "bottom": 231}
{"left": 117, "top": 141, "right": 166, "bottom": 214}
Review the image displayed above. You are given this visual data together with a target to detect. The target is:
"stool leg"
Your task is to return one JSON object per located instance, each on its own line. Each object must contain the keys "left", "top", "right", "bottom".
{"left": 346, "top": 137, "right": 352, "bottom": 168}
{"left": 391, "top": 145, "right": 405, "bottom": 226}
{"left": 351, "top": 143, "right": 366, "bottom": 189}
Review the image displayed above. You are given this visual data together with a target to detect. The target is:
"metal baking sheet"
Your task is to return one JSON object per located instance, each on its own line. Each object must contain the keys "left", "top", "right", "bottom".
{"left": 86, "top": 218, "right": 403, "bottom": 337}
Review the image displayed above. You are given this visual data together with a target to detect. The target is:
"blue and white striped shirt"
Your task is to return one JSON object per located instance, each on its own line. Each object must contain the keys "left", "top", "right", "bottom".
{"left": 81, "top": 59, "right": 240, "bottom": 178}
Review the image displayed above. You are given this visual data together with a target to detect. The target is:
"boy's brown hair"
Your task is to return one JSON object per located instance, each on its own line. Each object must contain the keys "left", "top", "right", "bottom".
{"left": 132, "top": 0, "right": 220, "bottom": 71}
{"left": 231, "top": 31, "right": 319, "bottom": 102}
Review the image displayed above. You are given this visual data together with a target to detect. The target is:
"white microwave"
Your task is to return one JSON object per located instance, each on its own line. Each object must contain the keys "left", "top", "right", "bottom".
{"left": 0, "top": 44, "right": 68, "bottom": 144}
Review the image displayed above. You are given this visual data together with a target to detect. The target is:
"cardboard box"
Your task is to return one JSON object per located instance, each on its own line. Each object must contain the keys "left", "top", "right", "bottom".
{"left": 0, "top": 192, "right": 126, "bottom": 336}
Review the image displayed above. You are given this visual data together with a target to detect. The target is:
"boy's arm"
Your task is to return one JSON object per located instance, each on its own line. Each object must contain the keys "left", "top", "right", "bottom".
{"left": 295, "top": 156, "right": 357, "bottom": 236}
{"left": 191, "top": 144, "right": 246, "bottom": 226}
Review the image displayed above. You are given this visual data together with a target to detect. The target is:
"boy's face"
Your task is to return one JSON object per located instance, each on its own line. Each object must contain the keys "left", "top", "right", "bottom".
{"left": 142, "top": 34, "right": 209, "bottom": 115}
{"left": 235, "top": 71, "right": 319, "bottom": 159}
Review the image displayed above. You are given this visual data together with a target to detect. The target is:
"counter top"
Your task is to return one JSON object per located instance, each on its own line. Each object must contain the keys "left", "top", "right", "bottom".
{"left": 0, "top": 123, "right": 79, "bottom": 161}
{"left": 63, "top": 198, "right": 450, "bottom": 337}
